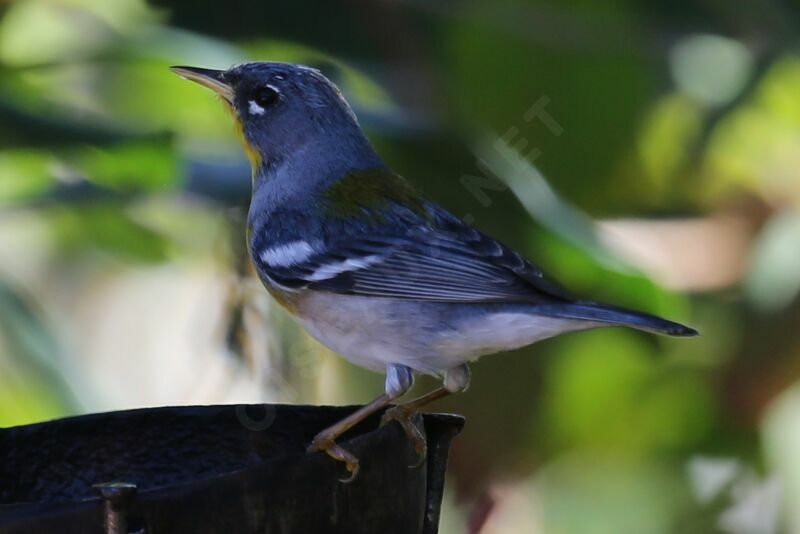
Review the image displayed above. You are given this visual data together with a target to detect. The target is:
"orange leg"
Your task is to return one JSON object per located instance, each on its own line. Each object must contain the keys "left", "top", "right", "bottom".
{"left": 381, "top": 364, "right": 470, "bottom": 467}
{"left": 381, "top": 387, "right": 452, "bottom": 467}
{"left": 307, "top": 393, "right": 394, "bottom": 482}
{"left": 307, "top": 364, "right": 416, "bottom": 482}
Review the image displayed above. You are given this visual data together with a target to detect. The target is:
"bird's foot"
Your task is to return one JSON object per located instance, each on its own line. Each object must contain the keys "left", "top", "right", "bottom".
{"left": 307, "top": 432, "right": 360, "bottom": 483}
{"left": 380, "top": 405, "right": 427, "bottom": 468}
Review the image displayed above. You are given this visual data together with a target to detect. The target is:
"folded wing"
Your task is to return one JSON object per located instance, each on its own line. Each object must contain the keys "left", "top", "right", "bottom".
{"left": 256, "top": 211, "right": 571, "bottom": 304}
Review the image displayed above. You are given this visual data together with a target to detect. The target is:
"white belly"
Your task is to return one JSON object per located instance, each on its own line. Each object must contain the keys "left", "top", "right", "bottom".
{"left": 294, "top": 293, "right": 427, "bottom": 373}
{"left": 292, "top": 292, "right": 600, "bottom": 375}
{"left": 432, "top": 312, "right": 595, "bottom": 359}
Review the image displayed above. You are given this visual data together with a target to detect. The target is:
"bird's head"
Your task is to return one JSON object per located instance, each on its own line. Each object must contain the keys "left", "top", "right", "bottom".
{"left": 171, "top": 62, "right": 374, "bottom": 176}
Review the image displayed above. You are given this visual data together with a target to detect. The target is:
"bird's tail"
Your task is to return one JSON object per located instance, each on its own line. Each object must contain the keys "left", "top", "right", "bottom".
{"left": 533, "top": 302, "right": 698, "bottom": 337}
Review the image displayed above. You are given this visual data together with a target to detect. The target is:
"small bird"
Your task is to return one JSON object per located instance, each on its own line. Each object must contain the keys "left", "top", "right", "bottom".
{"left": 172, "top": 62, "right": 697, "bottom": 481}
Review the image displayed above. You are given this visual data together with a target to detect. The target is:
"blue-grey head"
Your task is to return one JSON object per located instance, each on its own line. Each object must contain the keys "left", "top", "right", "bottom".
{"left": 171, "top": 62, "right": 383, "bottom": 182}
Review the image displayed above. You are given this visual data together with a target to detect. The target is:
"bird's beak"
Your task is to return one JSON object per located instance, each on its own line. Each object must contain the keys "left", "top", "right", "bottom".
{"left": 170, "top": 66, "right": 234, "bottom": 103}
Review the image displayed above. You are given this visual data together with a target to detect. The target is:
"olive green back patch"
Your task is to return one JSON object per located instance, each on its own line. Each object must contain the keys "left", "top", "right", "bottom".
{"left": 324, "top": 168, "right": 427, "bottom": 221}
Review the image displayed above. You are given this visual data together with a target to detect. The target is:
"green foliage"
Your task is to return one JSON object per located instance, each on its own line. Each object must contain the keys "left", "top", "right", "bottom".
{"left": 542, "top": 329, "right": 714, "bottom": 452}
{"left": 57, "top": 205, "right": 173, "bottom": 262}
{"left": 76, "top": 138, "right": 178, "bottom": 191}
{"left": 0, "top": 150, "right": 54, "bottom": 202}
{"left": 0, "top": 281, "right": 82, "bottom": 425}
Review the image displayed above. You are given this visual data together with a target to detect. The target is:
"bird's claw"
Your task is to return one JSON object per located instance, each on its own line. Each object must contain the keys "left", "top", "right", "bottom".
{"left": 308, "top": 434, "right": 360, "bottom": 483}
{"left": 381, "top": 406, "right": 427, "bottom": 468}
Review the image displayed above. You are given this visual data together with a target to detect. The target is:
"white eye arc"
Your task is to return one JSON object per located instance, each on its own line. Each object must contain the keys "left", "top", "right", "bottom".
{"left": 248, "top": 100, "right": 266, "bottom": 115}
{"left": 248, "top": 84, "right": 280, "bottom": 115}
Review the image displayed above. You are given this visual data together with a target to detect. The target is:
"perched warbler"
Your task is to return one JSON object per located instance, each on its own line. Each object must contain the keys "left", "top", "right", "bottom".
{"left": 172, "top": 62, "right": 697, "bottom": 482}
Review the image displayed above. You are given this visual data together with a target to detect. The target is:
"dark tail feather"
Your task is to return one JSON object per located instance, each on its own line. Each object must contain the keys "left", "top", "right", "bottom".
{"left": 534, "top": 302, "right": 699, "bottom": 337}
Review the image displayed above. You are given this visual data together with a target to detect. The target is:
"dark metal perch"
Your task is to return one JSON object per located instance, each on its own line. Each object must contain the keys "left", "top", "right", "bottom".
{"left": 0, "top": 404, "right": 463, "bottom": 533}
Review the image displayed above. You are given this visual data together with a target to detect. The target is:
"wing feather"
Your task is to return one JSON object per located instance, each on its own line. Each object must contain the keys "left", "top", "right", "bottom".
{"left": 256, "top": 225, "right": 568, "bottom": 303}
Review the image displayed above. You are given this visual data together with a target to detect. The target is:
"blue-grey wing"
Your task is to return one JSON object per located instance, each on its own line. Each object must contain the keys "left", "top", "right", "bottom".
{"left": 253, "top": 205, "right": 571, "bottom": 304}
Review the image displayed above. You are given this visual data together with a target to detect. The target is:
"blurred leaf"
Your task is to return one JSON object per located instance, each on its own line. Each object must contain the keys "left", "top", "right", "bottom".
{"left": 763, "top": 384, "right": 800, "bottom": 533}
{"left": 0, "top": 0, "right": 157, "bottom": 66}
{"left": 669, "top": 34, "right": 754, "bottom": 108}
{"left": 531, "top": 227, "right": 690, "bottom": 318}
{"left": 0, "top": 279, "right": 83, "bottom": 424}
{"left": 0, "top": 368, "right": 68, "bottom": 427}
{"left": 474, "top": 133, "right": 691, "bottom": 318}
{"left": 637, "top": 373, "right": 716, "bottom": 449}
{"left": 536, "top": 453, "right": 688, "bottom": 534}
{"left": 443, "top": 1, "right": 654, "bottom": 213}
{"left": 87, "top": 207, "right": 172, "bottom": 261}
{"left": 543, "top": 330, "right": 653, "bottom": 449}
{"left": 98, "top": 58, "right": 238, "bottom": 139}
{"left": 56, "top": 205, "right": 172, "bottom": 262}
{"left": 745, "top": 209, "right": 800, "bottom": 311}
{"left": 542, "top": 329, "right": 713, "bottom": 451}
{"left": 0, "top": 149, "right": 54, "bottom": 202}
{"left": 637, "top": 95, "right": 704, "bottom": 200}
{"left": 0, "top": 0, "right": 109, "bottom": 66}
{"left": 75, "top": 137, "right": 179, "bottom": 191}
{"left": 474, "top": 134, "right": 624, "bottom": 269}
{"left": 702, "top": 56, "right": 800, "bottom": 205}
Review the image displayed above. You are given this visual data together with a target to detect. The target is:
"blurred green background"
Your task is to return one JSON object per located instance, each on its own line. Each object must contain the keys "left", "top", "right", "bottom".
{"left": 2, "top": 0, "right": 800, "bottom": 532}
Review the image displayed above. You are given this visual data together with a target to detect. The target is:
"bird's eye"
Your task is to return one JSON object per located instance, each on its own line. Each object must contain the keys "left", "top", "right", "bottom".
{"left": 254, "top": 86, "right": 280, "bottom": 108}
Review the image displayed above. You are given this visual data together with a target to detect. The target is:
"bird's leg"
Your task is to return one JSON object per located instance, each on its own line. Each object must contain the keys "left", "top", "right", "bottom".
{"left": 381, "top": 364, "right": 471, "bottom": 468}
{"left": 381, "top": 387, "right": 450, "bottom": 466}
{"left": 307, "top": 364, "right": 414, "bottom": 483}
{"left": 308, "top": 393, "right": 393, "bottom": 482}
